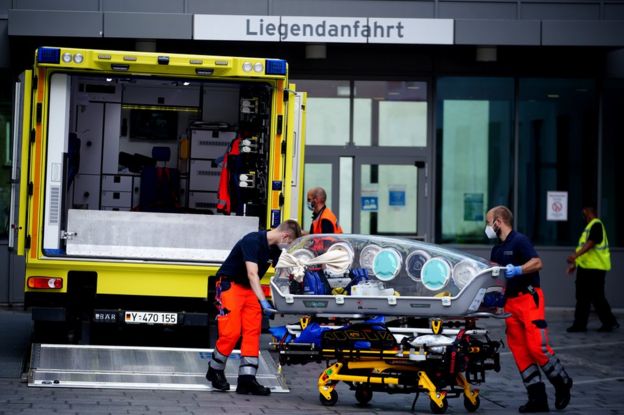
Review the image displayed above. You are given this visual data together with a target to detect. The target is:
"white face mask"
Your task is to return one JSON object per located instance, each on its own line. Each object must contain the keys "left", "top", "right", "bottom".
{"left": 277, "top": 235, "right": 291, "bottom": 250}
{"left": 485, "top": 225, "right": 498, "bottom": 240}
{"left": 306, "top": 201, "right": 314, "bottom": 211}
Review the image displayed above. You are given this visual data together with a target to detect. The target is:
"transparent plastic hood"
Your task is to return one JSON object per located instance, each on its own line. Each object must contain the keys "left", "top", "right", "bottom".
{"left": 274, "top": 234, "right": 494, "bottom": 298}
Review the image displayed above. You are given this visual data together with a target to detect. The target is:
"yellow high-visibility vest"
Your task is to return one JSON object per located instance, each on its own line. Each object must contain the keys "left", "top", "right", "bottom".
{"left": 576, "top": 218, "right": 611, "bottom": 271}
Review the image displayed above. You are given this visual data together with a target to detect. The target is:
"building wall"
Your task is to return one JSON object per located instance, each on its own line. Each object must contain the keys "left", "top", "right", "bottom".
{"left": 0, "top": 1, "right": 623, "bottom": 307}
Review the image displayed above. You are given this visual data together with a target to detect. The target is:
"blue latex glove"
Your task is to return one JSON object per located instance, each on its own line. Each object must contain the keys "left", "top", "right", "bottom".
{"left": 260, "top": 299, "right": 277, "bottom": 316}
{"left": 505, "top": 264, "right": 523, "bottom": 278}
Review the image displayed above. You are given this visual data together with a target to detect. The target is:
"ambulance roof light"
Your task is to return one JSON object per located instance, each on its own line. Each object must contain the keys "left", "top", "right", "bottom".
{"left": 37, "top": 47, "right": 61, "bottom": 64}
{"left": 265, "top": 59, "right": 286, "bottom": 75}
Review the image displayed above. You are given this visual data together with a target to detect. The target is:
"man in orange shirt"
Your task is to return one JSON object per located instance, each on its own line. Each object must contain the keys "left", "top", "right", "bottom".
{"left": 306, "top": 187, "right": 343, "bottom": 234}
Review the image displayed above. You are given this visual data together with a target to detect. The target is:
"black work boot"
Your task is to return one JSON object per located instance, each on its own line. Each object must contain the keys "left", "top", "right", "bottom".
{"left": 552, "top": 377, "right": 573, "bottom": 410}
{"left": 236, "top": 375, "right": 271, "bottom": 396}
{"left": 206, "top": 366, "right": 230, "bottom": 391}
{"left": 519, "top": 382, "right": 550, "bottom": 413}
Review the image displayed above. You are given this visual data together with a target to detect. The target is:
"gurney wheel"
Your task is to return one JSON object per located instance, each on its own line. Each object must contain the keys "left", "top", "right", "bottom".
{"left": 429, "top": 397, "right": 448, "bottom": 414}
{"left": 355, "top": 384, "right": 373, "bottom": 405}
{"left": 463, "top": 395, "right": 480, "bottom": 412}
{"left": 319, "top": 390, "right": 338, "bottom": 406}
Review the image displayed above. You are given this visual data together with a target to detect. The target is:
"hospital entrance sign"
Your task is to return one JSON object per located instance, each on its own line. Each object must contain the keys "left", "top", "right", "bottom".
{"left": 194, "top": 15, "right": 454, "bottom": 45}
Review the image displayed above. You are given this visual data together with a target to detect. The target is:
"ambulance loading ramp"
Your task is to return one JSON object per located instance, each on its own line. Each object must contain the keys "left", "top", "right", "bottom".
{"left": 28, "top": 344, "right": 288, "bottom": 392}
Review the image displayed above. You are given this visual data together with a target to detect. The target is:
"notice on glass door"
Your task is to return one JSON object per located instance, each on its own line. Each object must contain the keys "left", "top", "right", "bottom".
{"left": 361, "top": 188, "right": 378, "bottom": 211}
{"left": 547, "top": 191, "right": 568, "bottom": 221}
{"left": 388, "top": 185, "right": 406, "bottom": 209}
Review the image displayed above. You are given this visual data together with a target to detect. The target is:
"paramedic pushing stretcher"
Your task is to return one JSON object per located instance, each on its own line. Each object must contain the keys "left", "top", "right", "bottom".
{"left": 486, "top": 206, "right": 572, "bottom": 413}
{"left": 207, "top": 220, "right": 302, "bottom": 395}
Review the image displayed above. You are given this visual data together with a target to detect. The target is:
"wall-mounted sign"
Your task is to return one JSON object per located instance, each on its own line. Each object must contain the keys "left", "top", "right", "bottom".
{"left": 194, "top": 15, "right": 454, "bottom": 45}
{"left": 361, "top": 188, "right": 378, "bottom": 211}
{"left": 388, "top": 185, "right": 406, "bottom": 208}
{"left": 547, "top": 191, "right": 568, "bottom": 221}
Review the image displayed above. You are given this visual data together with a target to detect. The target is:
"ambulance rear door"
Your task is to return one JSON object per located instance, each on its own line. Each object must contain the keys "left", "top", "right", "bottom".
{"left": 9, "top": 71, "right": 33, "bottom": 255}
{"left": 283, "top": 86, "right": 307, "bottom": 223}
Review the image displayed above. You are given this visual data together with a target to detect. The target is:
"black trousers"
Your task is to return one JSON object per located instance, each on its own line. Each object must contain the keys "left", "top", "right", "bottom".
{"left": 573, "top": 266, "right": 617, "bottom": 328}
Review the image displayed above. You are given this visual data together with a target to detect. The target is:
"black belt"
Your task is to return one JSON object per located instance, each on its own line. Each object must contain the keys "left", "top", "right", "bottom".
{"left": 507, "top": 285, "right": 539, "bottom": 299}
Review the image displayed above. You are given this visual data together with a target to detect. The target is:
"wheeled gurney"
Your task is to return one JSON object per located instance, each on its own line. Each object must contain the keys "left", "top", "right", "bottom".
{"left": 269, "top": 234, "right": 507, "bottom": 413}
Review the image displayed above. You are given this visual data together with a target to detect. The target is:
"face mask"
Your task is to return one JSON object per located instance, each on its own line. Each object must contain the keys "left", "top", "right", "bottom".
{"left": 306, "top": 201, "right": 314, "bottom": 211}
{"left": 485, "top": 225, "right": 498, "bottom": 240}
{"left": 277, "top": 235, "right": 291, "bottom": 250}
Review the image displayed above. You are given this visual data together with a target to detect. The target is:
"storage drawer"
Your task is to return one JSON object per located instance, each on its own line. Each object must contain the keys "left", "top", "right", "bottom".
{"left": 188, "top": 191, "right": 218, "bottom": 211}
{"left": 101, "top": 191, "right": 132, "bottom": 208}
{"left": 189, "top": 159, "right": 221, "bottom": 191}
{"left": 190, "top": 129, "right": 236, "bottom": 159}
{"left": 72, "top": 174, "right": 100, "bottom": 210}
{"left": 102, "top": 175, "right": 133, "bottom": 191}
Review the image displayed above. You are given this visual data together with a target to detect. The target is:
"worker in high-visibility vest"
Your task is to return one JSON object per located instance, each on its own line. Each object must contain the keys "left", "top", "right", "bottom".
{"left": 566, "top": 206, "right": 619, "bottom": 332}
{"left": 206, "top": 220, "right": 302, "bottom": 395}
{"left": 307, "top": 187, "right": 343, "bottom": 234}
{"left": 487, "top": 205, "right": 572, "bottom": 413}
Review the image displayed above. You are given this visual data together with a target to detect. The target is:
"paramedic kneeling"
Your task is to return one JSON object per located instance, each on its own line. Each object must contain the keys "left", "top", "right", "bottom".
{"left": 207, "top": 219, "right": 302, "bottom": 395}
{"left": 486, "top": 206, "right": 573, "bottom": 413}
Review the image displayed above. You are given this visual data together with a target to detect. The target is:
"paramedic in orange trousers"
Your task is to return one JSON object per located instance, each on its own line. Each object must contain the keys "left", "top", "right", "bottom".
{"left": 486, "top": 206, "right": 573, "bottom": 413}
{"left": 207, "top": 219, "right": 302, "bottom": 395}
{"left": 307, "top": 187, "right": 343, "bottom": 234}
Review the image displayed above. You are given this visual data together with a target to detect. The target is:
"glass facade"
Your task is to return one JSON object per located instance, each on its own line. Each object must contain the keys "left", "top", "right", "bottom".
{"left": 292, "top": 80, "right": 350, "bottom": 146}
{"left": 602, "top": 79, "right": 624, "bottom": 247}
{"left": 436, "top": 77, "right": 515, "bottom": 243}
{"left": 437, "top": 77, "right": 605, "bottom": 246}
{"left": 0, "top": 70, "right": 11, "bottom": 240}
{"left": 296, "top": 79, "right": 429, "bottom": 235}
{"left": 517, "top": 79, "right": 597, "bottom": 246}
{"left": 354, "top": 81, "right": 427, "bottom": 147}
{"left": 360, "top": 164, "right": 419, "bottom": 235}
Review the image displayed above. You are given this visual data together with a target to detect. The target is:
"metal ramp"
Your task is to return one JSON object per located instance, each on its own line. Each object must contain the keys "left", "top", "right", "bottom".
{"left": 28, "top": 344, "right": 288, "bottom": 392}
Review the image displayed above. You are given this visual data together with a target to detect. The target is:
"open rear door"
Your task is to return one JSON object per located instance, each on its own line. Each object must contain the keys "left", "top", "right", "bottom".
{"left": 283, "top": 85, "right": 307, "bottom": 223}
{"left": 9, "top": 71, "right": 32, "bottom": 255}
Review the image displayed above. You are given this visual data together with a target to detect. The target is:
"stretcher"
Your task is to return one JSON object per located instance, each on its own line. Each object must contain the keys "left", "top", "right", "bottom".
{"left": 269, "top": 235, "right": 507, "bottom": 413}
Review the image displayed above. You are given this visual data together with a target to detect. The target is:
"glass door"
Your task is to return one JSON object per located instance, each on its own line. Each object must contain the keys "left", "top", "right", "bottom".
{"left": 354, "top": 157, "right": 428, "bottom": 240}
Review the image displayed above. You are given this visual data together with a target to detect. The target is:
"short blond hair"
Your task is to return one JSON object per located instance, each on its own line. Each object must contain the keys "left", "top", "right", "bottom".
{"left": 277, "top": 219, "right": 302, "bottom": 239}
{"left": 489, "top": 205, "right": 514, "bottom": 226}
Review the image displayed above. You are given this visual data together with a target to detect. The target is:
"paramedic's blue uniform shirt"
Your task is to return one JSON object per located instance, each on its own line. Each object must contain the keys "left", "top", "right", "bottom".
{"left": 490, "top": 230, "right": 541, "bottom": 298}
{"left": 217, "top": 231, "right": 282, "bottom": 287}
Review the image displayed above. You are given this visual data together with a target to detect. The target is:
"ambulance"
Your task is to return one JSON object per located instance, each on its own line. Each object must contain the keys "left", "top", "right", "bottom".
{"left": 8, "top": 47, "right": 306, "bottom": 344}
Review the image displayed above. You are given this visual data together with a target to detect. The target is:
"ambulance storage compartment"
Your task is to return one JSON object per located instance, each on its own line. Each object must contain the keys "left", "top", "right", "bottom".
{"left": 271, "top": 234, "right": 505, "bottom": 317}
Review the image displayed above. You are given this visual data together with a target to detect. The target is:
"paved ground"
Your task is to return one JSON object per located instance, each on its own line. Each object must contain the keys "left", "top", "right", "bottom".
{"left": 1, "top": 307, "right": 623, "bottom": 414}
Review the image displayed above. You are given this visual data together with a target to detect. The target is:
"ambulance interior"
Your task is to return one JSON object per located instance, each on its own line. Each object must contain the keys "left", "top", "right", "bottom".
{"left": 41, "top": 73, "right": 274, "bottom": 261}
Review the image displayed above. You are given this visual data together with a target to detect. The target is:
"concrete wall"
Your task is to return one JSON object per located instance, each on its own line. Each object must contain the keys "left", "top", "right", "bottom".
{"left": 2, "top": 0, "right": 623, "bottom": 47}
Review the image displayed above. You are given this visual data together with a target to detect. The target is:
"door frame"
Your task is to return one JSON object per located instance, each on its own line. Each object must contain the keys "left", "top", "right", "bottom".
{"left": 304, "top": 152, "right": 431, "bottom": 240}
{"left": 353, "top": 156, "right": 429, "bottom": 240}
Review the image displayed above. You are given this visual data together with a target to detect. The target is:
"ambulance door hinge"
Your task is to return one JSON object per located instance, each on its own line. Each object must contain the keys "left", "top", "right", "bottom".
{"left": 30, "top": 129, "right": 36, "bottom": 143}
{"left": 283, "top": 90, "right": 289, "bottom": 102}
{"left": 279, "top": 192, "right": 284, "bottom": 207}
{"left": 27, "top": 182, "right": 34, "bottom": 195}
{"left": 36, "top": 103, "right": 43, "bottom": 124}
{"left": 277, "top": 115, "right": 283, "bottom": 135}
{"left": 25, "top": 235, "right": 31, "bottom": 250}
{"left": 281, "top": 139, "right": 287, "bottom": 155}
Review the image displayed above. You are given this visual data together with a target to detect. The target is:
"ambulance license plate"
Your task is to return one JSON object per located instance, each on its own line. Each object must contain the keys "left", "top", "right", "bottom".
{"left": 124, "top": 311, "right": 178, "bottom": 325}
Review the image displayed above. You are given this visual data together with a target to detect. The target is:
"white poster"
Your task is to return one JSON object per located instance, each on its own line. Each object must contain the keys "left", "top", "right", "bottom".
{"left": 546, "top": 191, "right": 568, "bottom": 221}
